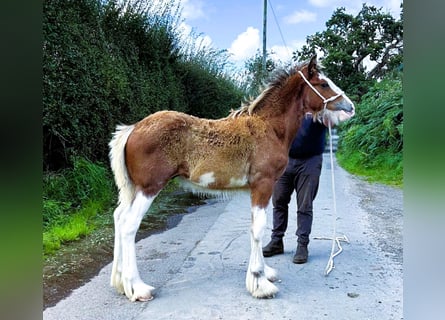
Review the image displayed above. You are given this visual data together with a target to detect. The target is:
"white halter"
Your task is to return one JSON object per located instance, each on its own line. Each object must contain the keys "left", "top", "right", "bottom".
{"left": 297, "top": 70, "right": 344, "bottom": 110}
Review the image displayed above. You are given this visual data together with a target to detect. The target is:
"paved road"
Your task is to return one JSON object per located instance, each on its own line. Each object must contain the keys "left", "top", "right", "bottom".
{"left": 43, "top": 154, "right": 403, "bottom": 320}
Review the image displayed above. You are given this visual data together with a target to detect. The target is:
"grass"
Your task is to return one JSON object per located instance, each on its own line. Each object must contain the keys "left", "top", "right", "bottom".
{"left": 43, "top": 158, "right": 115, "bottom": 256}
{"left": 336, "top": 150, "right": 403, "bottom": 188}
{"left": 43, "top": 201, "right": 105, "bottom": 255}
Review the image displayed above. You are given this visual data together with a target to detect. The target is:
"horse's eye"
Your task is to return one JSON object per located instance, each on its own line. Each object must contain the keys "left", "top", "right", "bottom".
{"left": 321, "top": 83, "right": 329, "bottom": 88}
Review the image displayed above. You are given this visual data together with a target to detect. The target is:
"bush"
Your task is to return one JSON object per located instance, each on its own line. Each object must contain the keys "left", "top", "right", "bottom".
{"left": 43, "top": 157, "right": 114, "bottom": 229}
{"left": 178, "top": 61, "right": 243, "bottom": 119}
{"left": 337, "top": 72, "right": 403, "bottom": 186}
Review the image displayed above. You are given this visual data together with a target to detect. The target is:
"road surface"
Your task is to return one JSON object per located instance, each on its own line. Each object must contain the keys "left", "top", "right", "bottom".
{"left": 43, "top": 154, "right": 403, "bottom": 319}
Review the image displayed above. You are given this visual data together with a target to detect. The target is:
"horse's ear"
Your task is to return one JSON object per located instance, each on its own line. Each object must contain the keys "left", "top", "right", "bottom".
{"left": 308, "top": 55, "right": 318, "bottom": 79}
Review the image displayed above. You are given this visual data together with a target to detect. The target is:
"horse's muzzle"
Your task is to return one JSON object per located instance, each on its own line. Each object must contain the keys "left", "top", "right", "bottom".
{"left": 334, "top": 100, "right": 355, "bottom": 115}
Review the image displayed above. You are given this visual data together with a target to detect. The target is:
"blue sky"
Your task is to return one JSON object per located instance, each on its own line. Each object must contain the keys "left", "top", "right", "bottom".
{"left": 176, "top": 0, "right": 402, "bottom": 67}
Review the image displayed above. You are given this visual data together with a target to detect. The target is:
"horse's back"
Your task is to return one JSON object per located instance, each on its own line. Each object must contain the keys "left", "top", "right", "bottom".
{"left": 124, "top": 110, "right": 269, "bottom": 191}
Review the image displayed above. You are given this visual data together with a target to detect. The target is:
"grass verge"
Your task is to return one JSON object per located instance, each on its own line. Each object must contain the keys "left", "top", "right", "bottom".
{"left": 43, "top": 158, "right": 115, "bottom": 256}
{"left": 336, "top": 150, "right": 402, "bottom": 188}
{"left": 43, "top": 201, "right": 108, "bottom": 255}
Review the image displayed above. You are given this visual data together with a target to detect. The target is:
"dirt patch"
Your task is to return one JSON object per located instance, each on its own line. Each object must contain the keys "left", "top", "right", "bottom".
{"left": 43, "top": 226, "right": 114, "bottom": 309}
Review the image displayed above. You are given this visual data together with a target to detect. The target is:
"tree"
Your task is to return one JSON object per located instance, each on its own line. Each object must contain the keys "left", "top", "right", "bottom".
{"left": 241, "top": 50, "right": 278, "bottom": 98}
{"left": 294, "top": 3, "right": 403, "bottom": 101}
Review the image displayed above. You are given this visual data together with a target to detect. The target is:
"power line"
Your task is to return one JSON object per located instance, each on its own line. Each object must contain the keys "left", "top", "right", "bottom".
{"left": 268, "top": 0, "right": 292, "bottom": 60}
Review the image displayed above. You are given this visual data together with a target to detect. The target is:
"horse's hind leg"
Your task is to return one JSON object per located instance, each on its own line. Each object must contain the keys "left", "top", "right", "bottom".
{"left": 111, "top": 203, "right": 125, "bottom": 293}
{"left": 117, "top": 191, "right": 157, "bottom": 301}
{"left": 246, "top": 205, "right": 279, "bottom": 298}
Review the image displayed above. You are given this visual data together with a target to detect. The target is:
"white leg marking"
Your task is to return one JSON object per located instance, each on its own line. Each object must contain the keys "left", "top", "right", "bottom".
{"left": 111, "top": 204, "right": 125, "bottom": 293}
{"left": 116, "top": 191, "right": 156, "bottom": 301}
{"left": 246, "top": 206, "right": 278, "bottom": 298}
{"left": 250, "top": 206, "right": 266, "bottom": 274}
{"left": 264, "top": 264, "right": 278, "bottom": 282}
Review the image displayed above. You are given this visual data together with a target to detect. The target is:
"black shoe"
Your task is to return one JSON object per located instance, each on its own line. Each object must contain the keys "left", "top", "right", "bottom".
{"left": 262, "top": 239, "right": 284, "bottom": 257}
{"left": 292, "top": 244, "right": 308, "bottom": 264}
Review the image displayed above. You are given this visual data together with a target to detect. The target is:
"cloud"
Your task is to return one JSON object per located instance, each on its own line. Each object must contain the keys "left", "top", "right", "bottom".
{"left": 178, "top": 22, "right": 213, "bottom": 50}
{"left": 270, "top": 45, "right": 293, "bottom": 63}
{"left": 181, "top": 0, "right": 205, "bottom": 20}
{"left": 228, "top": 27, "right": 260, "bottom": 61}
{"left": 269, "top": 40, "right": 307, "bottom": 63}
{"left": 284, "top": 10, "right": 317, "bottom": 24}
{"left": 382, "top": 0, "right": 403, "bottom": 16}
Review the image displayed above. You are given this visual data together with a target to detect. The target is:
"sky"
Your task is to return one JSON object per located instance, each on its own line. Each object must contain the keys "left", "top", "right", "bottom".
{"left": 176, "top": 0, "right": 403, "bottom": 68}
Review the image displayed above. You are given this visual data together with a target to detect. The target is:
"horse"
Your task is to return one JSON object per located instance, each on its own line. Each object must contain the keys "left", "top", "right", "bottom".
{"left": 108, "top": 55, "right": 355, "bottom": 302}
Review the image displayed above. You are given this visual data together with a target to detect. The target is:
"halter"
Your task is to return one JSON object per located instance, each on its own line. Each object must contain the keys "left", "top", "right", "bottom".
{"left": 297, "top": 70, "right": 344, "bottom": 110}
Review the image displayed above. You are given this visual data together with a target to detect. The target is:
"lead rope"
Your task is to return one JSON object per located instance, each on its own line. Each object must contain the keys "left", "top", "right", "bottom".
{"left": 297, "top": 70, "right": 349, "bottom": 275}
{"left": 312, "top": 123, "right": 349, "bottom": 276}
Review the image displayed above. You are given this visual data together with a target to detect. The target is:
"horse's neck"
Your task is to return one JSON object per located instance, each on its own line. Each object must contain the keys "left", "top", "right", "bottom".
{"left": 280, "top": 101, "right": 305, "bottom": 149}
{"left": 260, "top": 91, "right": 305, "bottom": 148}
{"left": 257, "top": 93, "right": 305, "bottom": 150}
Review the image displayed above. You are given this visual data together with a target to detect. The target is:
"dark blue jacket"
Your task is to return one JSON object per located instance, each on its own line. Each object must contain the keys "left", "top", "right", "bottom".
{"left": 288, "top": 115, "right": 327, "bottom": 159}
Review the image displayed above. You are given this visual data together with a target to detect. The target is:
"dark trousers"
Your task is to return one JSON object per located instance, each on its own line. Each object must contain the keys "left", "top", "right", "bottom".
{"left": 271, "top": 155, "right": 323, "bottom": 245}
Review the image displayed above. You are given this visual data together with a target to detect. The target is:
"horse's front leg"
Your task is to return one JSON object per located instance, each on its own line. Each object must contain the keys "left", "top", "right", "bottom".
{"left": 246, "top": 184, "right": 279, "bottom": 298}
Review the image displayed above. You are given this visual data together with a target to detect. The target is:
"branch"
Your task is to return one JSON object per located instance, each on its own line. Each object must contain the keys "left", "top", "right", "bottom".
{"left": 367, "top": 38, "right": 403, "bottom": 79}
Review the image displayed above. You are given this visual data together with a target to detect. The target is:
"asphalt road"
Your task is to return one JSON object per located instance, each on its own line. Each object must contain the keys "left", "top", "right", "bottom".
{"left": 43, "top": 154, "right": 403, "bottom": 320}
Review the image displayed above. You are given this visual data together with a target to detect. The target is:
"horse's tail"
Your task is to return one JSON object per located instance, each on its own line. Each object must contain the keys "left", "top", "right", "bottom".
{"left": 109, "top": 124, "right": 136, "bottom": 206}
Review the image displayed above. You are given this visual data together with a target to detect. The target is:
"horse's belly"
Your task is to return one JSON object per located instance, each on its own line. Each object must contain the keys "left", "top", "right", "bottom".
{"left": 177, "top": 172, "right": 250, "bottom": 199}
{"left": 192, "top": 171, "right": 249, "bottom": 189}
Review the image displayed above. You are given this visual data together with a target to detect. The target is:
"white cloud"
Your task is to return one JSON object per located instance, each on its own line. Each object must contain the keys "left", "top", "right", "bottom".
{"left": 228, "top": 27, "right": 260, "bottom": 61}
{"left": 284, "top": 10, "right": 317, "bottom": 24}
{"left": 269, "top": 40, "right": 307, "bottom": 63}
{"left": 181, "top": 0, "right": 205, "bottom": 20}
{"left": 178, "top": 21, "right": 192, "bottom": 35}
{"left": 178, "top": 22, "right": 213, "bottom": 50}
{"left": 382, "top": 0, "right": 403, "bottom": 17}
{"left": 270, "top": 45, "right": 293, "bottom": 63}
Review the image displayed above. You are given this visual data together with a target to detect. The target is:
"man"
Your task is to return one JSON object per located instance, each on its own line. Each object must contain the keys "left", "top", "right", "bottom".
{"left": 262, "top": 112, "right": 328, "bottom": 264}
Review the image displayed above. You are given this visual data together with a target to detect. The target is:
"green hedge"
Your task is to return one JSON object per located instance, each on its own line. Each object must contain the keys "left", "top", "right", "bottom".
{"left": 337, "top": 72, "right": 403, "bottom": 186}
{"left": 43, "top": 0, "right": 242, "bottom": 171}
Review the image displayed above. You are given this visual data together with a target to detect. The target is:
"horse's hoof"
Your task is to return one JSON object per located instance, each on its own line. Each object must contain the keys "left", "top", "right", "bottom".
{"left": 135, "top": 294, "right": 154, "bottom": 302}
{"left": 246, "top": 271, "right": 279, "bottom": 299}
{"left": 130, "top": 282, "right": 155, "bottom": 302}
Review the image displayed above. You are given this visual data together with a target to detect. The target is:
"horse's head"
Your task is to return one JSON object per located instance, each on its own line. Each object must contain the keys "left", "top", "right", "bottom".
{"left": 298, "top": 55, "right": 355, "bottom": 126}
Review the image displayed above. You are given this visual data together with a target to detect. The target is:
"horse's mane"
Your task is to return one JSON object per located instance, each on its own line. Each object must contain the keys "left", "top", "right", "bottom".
{"left": 229, "top": 60, "right": 315, "bottom": 119}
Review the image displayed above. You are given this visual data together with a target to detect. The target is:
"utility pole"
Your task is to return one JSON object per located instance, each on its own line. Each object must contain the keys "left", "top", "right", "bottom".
{"left": 262, "top": 0, "right": 267, "bottom": 74}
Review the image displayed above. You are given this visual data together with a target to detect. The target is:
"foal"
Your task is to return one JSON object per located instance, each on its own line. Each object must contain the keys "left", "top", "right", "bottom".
{"left": 108, "top": 56, "right": 355, "bottom": 301}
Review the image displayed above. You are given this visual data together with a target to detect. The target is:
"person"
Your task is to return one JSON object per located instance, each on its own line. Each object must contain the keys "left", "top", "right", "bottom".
{"left": 262, "top": 112, "right": 328, "bottom": 264}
